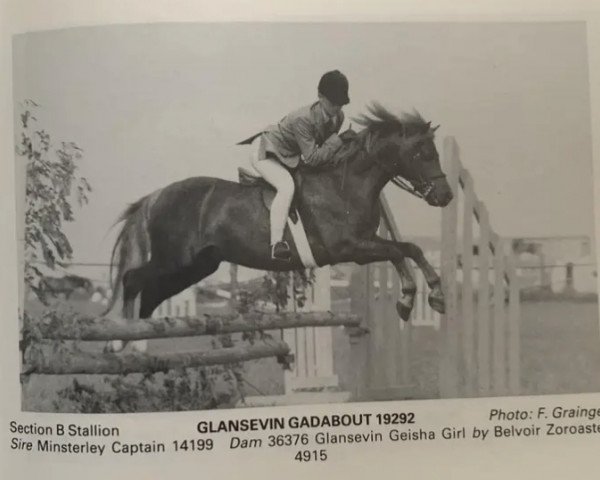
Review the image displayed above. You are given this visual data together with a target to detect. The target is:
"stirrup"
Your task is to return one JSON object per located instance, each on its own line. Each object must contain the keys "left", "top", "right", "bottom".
{"left": 271, "top": 241, "right": 292, "bottom": 261}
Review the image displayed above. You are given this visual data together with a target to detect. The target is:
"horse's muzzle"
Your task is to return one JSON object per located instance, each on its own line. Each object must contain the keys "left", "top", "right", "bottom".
{"left": 425, "top": 179, "right": 453, "bottom": 207}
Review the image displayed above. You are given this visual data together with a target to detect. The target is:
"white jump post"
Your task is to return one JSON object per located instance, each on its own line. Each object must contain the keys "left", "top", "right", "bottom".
{"left": 283, "top": 265, "right": 341, "bottom": 395}
{"left": 439, "top": 136, "right": 521, "bottom": 399}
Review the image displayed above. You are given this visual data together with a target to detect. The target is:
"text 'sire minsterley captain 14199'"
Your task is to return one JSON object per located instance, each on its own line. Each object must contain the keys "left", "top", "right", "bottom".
{"left": 3, "top": 16, "right": 600, "bottom": 477}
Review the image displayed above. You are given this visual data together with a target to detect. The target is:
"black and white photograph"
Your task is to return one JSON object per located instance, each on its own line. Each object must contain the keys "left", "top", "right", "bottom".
{"left": 14, "top": 22, "right": 598, "bottom": 414}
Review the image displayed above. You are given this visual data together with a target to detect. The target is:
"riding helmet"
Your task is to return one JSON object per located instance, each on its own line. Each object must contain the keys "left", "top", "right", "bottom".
{"left": 318, "top": 70, "right": 350, "bottom": 106}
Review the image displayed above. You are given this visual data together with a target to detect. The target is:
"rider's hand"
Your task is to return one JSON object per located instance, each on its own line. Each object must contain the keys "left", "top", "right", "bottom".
{"left": 339, "top": 127, "right": 358, "bottom": 143}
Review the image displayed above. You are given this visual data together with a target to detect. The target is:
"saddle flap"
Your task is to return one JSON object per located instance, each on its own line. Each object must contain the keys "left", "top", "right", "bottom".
{"left": 260, "top": 188, "right": 299, "bottom": 224}
{"left": 237, "top": 168, "right": 299, "bottom": 224}
{"left": 238, "top": 167, "right": 263, "bottom": 186}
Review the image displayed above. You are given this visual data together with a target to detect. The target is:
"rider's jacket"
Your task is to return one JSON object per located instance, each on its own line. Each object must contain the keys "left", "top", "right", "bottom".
{"left": 241, "top": 101, "right": 344, "bottom": 169}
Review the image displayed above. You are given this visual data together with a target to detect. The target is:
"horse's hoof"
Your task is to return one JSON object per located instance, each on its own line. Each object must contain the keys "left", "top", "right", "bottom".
{"left": 395, "top": 301, "right": 412, "bottom": 322}
{"left": 276, "top": 353, "right": 294, "bottom": 371}
{"left": 428, "top": 292, "right": 446, "bottom": 314}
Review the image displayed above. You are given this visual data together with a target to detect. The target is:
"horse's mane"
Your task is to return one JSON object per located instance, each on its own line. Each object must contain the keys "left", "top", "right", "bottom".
{"left": 353, "top": 102, "right": 430, "bottom": 136}
{"left": 317, "top": 103, "right": 433, "bottom": 171}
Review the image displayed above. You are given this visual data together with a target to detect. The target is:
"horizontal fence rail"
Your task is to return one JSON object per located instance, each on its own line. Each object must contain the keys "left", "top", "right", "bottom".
{"left": 22, "top": 312, "right": 364, "bottom": 378}
{"left": 35, "top": 312, "right": 362, "bottom": 342}
{"left": 24, "top": 340, "right": 291, "bottom": 375}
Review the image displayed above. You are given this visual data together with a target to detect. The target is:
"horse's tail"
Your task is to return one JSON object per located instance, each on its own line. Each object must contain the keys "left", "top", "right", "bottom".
{"left": 102, "top": 193, "right": 154, "bottom": 316}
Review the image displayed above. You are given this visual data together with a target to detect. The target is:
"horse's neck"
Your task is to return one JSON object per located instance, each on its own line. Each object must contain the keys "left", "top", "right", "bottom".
{"left": 344, "top": 135, "right": 390, "bottom": 196}
{"left": 298, "top": 132, "right": 390, "bottom": 205}
{"left": 304, "top": 140, "right": 388, "bottom": 203}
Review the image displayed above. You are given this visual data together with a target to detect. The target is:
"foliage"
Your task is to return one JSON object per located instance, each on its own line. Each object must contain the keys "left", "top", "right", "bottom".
{"left": 237, "top": 269, "right": 316, "bottom": 314}
{"left": 53, "top": 367, "right": 238, "bottom": 413}
{"left": 16, "top": 99, "right": 92, "bottom": 302}
{"left": 20, "top": 309, "right": 80, "bottom": 370}
{"left": 233, "top": 269, "right": 316, "bottom": 372}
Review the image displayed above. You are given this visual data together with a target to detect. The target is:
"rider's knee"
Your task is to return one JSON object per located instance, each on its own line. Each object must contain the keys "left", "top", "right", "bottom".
{"left": 276, "top": 175, "right": 295, "bottom": 200}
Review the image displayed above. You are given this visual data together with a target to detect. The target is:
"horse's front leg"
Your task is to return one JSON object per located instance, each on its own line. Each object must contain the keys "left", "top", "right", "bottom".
{"left": 352, "top": 237, "right": 445, "bottom": 315}
{"left": 394, "top": 259, "right": 417, "bottom": 321}
{"left": 399, "top": 241, "right": 444, "bottom": 314}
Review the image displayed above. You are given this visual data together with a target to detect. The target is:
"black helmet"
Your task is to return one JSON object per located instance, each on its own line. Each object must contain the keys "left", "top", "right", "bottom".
{"left": 318, "top": 70, "right": 350, "bottom": 106}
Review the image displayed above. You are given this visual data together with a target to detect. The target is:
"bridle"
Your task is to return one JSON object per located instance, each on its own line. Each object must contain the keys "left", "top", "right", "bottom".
{"left": 391, "top": 164, "right": 447, "bottom": 201}
{"left": 365, "top": 129, "right": 446, "bottom": 201}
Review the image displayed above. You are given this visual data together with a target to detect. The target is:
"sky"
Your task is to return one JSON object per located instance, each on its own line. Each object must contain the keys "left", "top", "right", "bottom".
{"left": 12, "top": 22, "right": 595, "bottom": 268}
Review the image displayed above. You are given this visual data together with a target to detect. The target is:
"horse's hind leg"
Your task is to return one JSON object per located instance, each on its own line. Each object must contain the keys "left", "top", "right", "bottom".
{"left": 108, "top": 247, "right": 222, "bottom": 352}
{"left": 134, "top": 250, "right": 222, "bottom": 352}
{"left": 121, "top": 262, "right": 155, "bottom": 314}
{"left": 138, "top": 246, "right": 222, "bottom": 320}
{"left": 122, "top": 261, "right": 176, "bottom": 353}
{"left": 104, "top": 261, "right": 154, "bottom": 353}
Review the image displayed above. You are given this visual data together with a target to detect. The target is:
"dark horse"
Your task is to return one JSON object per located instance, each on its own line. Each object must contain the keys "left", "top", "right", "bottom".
{"left": 104, "top": 103, "right": 452, "bottom": 352}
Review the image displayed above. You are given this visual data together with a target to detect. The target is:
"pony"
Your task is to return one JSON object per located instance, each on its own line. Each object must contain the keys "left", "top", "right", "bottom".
{"left": 104, "top": 103, "right": 452, "bottom": 352}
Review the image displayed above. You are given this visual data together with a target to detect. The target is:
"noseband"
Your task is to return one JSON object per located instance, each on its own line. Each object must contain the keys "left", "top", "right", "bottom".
{"left": 391, "top": 172, "right": 447, "bottom": 201}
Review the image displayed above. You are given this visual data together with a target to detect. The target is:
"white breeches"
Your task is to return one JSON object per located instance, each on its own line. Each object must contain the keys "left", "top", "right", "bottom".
{"left": 250, "top": 137, "right": 294, "bottom": 244}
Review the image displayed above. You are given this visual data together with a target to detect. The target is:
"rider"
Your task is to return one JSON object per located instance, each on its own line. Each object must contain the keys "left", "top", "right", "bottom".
{"left": 251, "top": 70, "right": 352, "bottom": 261}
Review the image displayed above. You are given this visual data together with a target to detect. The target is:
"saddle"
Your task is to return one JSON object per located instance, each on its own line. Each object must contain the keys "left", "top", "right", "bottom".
{"left": 237, "top": 167, "right": 300, "bottom": 224}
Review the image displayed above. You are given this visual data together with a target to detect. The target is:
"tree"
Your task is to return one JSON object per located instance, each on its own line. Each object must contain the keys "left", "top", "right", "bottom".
{"left": 16, "top": 99, "right": 92, "bottom": 302}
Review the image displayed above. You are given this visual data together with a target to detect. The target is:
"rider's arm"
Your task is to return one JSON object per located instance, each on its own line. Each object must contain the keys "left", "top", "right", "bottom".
{"left": 293, "top": 116, "right": 343, "bottom": 167}
{"left": 334, "top": 111, "right": 345, "bottom": 133}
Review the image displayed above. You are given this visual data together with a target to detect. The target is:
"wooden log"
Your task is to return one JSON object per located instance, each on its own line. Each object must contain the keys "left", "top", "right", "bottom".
{"left": 36, "top": 312, "right": 362, "bottom": 342}
{"left": 24, "top": 340, "right": 291, "bottom": 375}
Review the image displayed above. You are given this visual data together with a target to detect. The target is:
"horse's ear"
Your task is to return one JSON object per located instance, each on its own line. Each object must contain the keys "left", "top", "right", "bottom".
{"left": 431, "top": 124, "right": 440, "bottom": 132}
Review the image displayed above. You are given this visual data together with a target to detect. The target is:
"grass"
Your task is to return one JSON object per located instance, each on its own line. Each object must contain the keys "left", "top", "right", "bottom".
{"left": 332, "top": 300, "right": 600, "bottom": 399}
{"left": 520, "top": 301, "right": 600, "bottom": 395}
